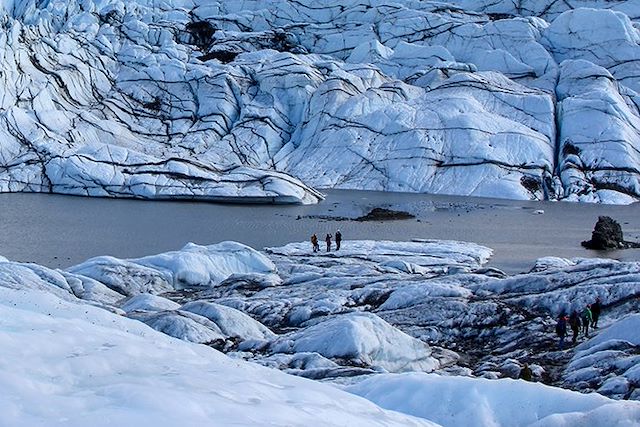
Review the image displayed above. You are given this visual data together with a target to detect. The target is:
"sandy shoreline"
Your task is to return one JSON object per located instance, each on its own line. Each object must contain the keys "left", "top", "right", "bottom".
{"left": 0, "top": 190, "right": 638, "bottom": 274}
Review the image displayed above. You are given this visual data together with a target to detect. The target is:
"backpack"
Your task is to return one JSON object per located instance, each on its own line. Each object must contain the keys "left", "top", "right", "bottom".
{"left": 555, "top": 318, "right": 566, "bottom": 336}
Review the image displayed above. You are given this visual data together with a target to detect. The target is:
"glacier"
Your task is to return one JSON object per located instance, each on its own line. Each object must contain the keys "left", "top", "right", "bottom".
{"left": 0, "top": 0, "right": 639, "bottom": 203}
{"left": 1, "top": 239, "right": 640, "bottom": 425}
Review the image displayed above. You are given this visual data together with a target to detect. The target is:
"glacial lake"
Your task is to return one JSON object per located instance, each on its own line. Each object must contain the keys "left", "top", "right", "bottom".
{"left": 0, "top": 189, "right": 639, "bottom": 274}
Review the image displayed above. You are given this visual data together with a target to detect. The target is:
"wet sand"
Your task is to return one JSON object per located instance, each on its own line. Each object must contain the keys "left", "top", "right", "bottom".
{"left": 0, "top": 190, "right": 638, "bottom": 274}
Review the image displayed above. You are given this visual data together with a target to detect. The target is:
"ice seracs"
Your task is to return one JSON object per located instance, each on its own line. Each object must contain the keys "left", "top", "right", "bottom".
{"left": 1, "top": 0, "right": 640, "bottom": 203}
{"left": 555, "top": 60, "right": 640, "bottom": 203}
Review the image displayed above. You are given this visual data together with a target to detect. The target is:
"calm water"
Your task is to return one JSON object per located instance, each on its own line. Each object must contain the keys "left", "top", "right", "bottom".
{"left": 0, "top": 190, "right": 639, "bottom": 274}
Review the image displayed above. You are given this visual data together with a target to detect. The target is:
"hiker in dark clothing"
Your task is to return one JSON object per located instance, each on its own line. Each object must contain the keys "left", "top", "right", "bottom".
{"left": 335, "top": 230, "right": 342, "bottom": 251}
{"left": 311, "top": 234, "right": 319, "bottom": 252}
{"left": 519, "top": 363, "right": 533, "bottom": 381}
{"left": 569, "top": 310, "right": 581, "bottom": 344}
{"left": 556, "top": 314, "right": 568, "bottom": 350}
{"left": 591, "top": 297, "right": 602, "bottom": 329}
{"left": 582, "top": 305, "right": 593, "bottom": 338}
{"left": 325, "top": 233, "right": 332, "bottom": 252}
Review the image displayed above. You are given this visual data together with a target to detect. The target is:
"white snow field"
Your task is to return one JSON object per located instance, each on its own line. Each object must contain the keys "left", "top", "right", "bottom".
{"left": 1, "top": 239, "right": 640, "bottom": 425}
{"left": 0, "top": 287, "right": 436, "bottom": 427}
{"left": 0, "top": 0, "right": 640, "bottom": 203}
{"left": 346, "top": 373, "right": 640, "bottom": 427}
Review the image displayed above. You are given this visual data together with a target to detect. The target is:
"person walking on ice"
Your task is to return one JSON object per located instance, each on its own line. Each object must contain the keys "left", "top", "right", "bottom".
{"left": 591, "top": 297, "right": 602, "bottom": 329}
{"left": 310, "top": 233, "right": 319, "bottom": 253}
{"left": 582, "top": 305, "right": 593, "bottom": 338}
{"left": 335, "top": 230, "right": 342, "bottom": 251}
{"left": 519, "top": 363, "right": 533, "bottom": 382}
{"left": 569, "top": 310, "right": 581, "bottom": 345}
{"left": 325, "top": 233, "right": 332, "bottom": 252}
{"left": 556, "top": 314, "right": 568, "bottom": 350}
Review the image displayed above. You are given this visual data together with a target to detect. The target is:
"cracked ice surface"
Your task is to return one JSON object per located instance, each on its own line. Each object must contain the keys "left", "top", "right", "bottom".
{"left": 2, "top": 239, "right": 640, "bottom": 398}
{"left": 1, "top": 238, "right": 640, "bottom": 424}
{"left": 556, "top": 60, "right": 640, "bottom": 203}
{"left": 1, "top": 0, "right": 640, "bottom": 203}
{"left": 447, "top": 0, "right": 640, "bottom": 23}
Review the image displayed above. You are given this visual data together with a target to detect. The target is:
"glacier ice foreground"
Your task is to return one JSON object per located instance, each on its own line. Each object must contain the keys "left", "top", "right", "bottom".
{"left": 1, "top": 240, "right": 640, "bottom": 425}
{"left": 1, "top": 0, "right": 640, "bottom": 204}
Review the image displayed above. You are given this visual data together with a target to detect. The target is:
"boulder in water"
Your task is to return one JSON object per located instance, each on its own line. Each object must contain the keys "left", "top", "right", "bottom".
{"left": 356, "top": 208, "right": 415, "bottom": 221}
{"left": 581, "top": 216, "right": 640, "bottom": 249}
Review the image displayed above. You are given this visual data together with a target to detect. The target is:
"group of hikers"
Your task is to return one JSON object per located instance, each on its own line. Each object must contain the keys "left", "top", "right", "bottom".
{"left": 519, "top": 297, "right": 603, "bottom": 382}
{"left": 311, "top": 230, "right": 342, "bottom": 252}
{"left": 555, "top": 297, "right": 602, "bottom": 349}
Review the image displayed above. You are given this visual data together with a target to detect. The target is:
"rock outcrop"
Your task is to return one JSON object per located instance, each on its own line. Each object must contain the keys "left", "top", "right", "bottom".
{"left": 582, "top": 216, "right": 640, "bottom": 249}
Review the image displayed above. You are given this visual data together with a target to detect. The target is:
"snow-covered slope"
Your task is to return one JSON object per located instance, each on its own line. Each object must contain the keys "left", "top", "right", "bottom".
{"left": 346, "top": 373, "right": 640, "bottom": 427}
{"left": 564, "top": 314, "right": 640, "bottom": 400}
{"left": 0, "top": 287, "right": 436, "bottom": 427}
{"left": 1, "top": 0, "right": 640, "bottom": 203}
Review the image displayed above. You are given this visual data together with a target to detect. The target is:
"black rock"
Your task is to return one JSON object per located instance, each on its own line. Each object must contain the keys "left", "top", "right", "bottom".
{"left": 581, "top": 216, "right": 640, "bottom": 249}
{"left": 185, "top": 21, "right": 215, "bottom": 51}
{"left": 355, "top": 207, "right": 415, "bottom": 221}
{"left": 198, "top": 49, "right": 239, "bottom": 64}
